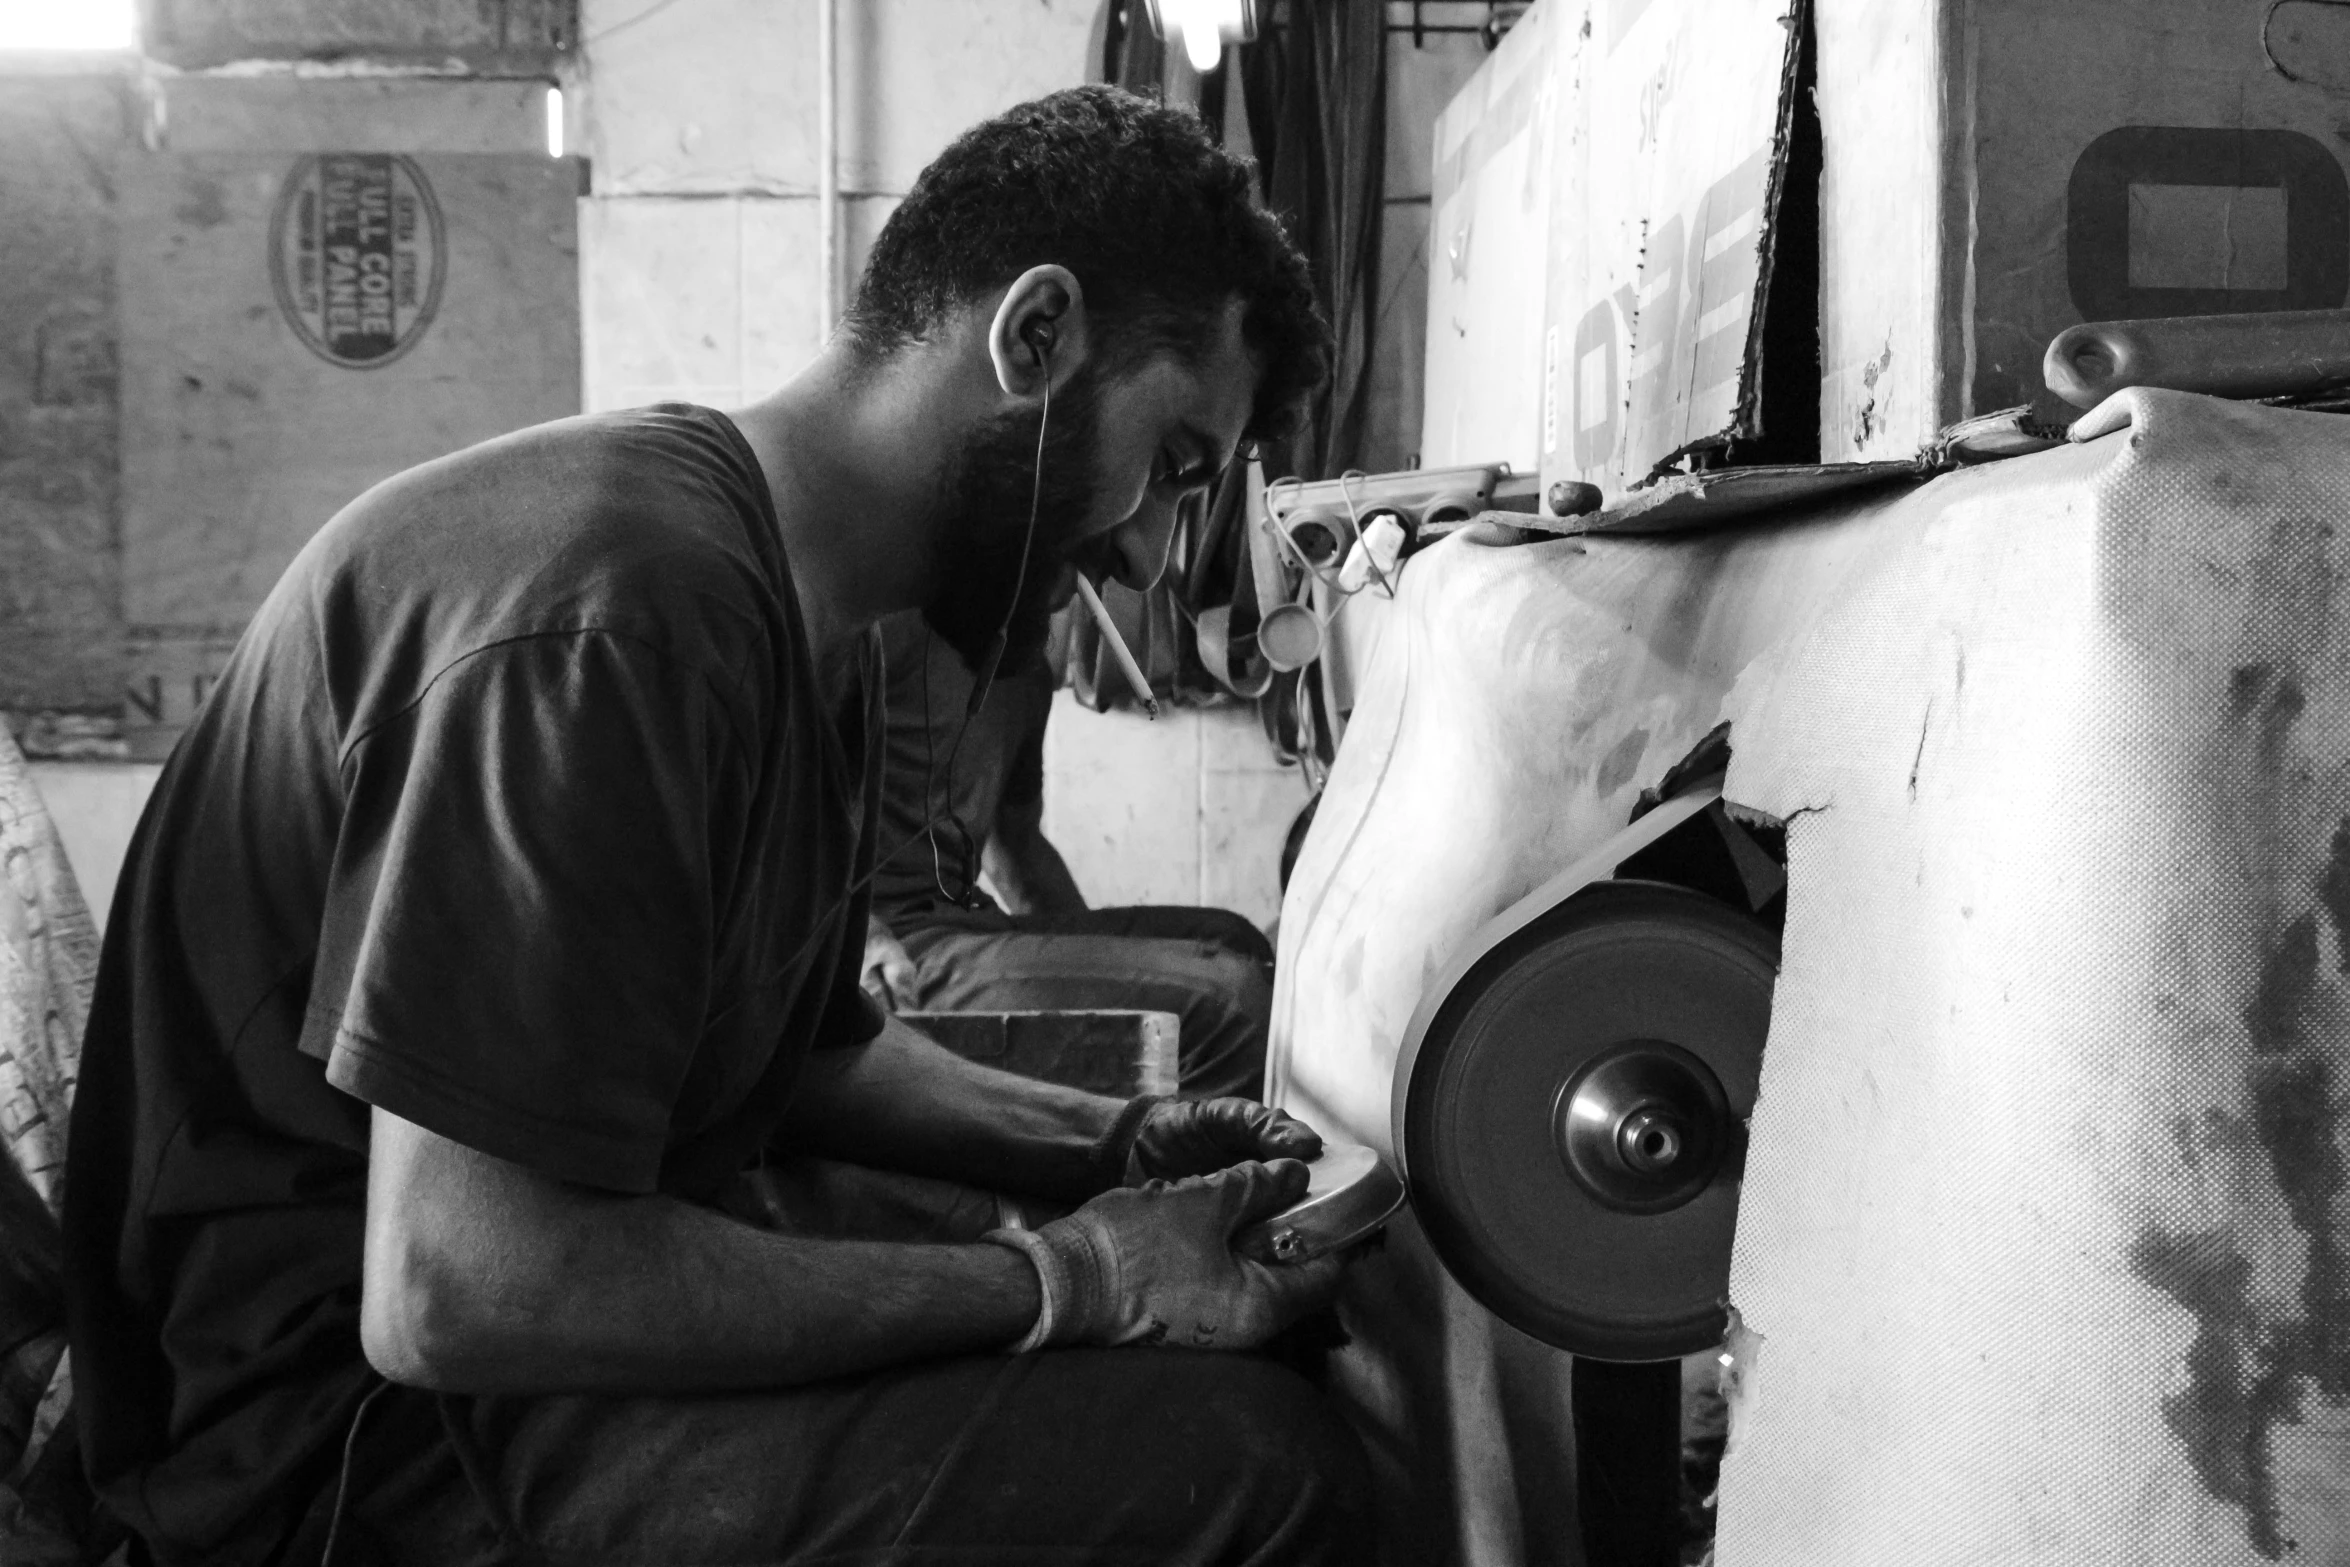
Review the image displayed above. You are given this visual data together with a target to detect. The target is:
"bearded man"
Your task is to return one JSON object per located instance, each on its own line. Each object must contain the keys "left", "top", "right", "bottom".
{"left": 858, "top": 605, "right": 1279, "bottom": 1102}
{"left": 62, "top": 87, "right": 1370, "bottom": 1566}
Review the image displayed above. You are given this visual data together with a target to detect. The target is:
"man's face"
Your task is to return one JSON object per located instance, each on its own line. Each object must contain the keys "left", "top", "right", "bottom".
{"left": 922, "top": 297, "right": 1260, "bottom": 672}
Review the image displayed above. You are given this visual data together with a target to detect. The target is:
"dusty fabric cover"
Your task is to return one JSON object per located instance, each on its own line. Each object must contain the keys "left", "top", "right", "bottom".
{"left": 1269, "top": 391, "right": 2349, "bottom": 1564}
{"left": 0, "top": 721, "right": 97, "bottom": 1531}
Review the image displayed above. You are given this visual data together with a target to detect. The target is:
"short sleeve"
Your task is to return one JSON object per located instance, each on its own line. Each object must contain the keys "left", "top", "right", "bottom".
{"left": 305, "top": 632, "right": 746, "bottom": 1193}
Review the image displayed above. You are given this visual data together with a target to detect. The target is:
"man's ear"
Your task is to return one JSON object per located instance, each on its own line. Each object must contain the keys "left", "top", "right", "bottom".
{"left": 988, "top": 264, "right": 1090, "bottom": 399}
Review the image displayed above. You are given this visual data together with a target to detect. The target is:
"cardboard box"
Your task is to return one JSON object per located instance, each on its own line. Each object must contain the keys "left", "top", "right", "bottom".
{"left": 1421, "top": 0, "right": 1800, "bottom": 493}
{"left": 1819, "top": 0, "right": 2350, "bottom": 460}
{"left": 116, "top": 146, "right": 579, "bottom": 755}
{"left": 1432, "top": 0, "right": 2350, "bottom": 491}
{"left": 1539, "top": 0, "right": 1799, "bottom": 493}
{"left": 1420, "top": 0, "right": 1562, "bottom": 472}
{"left": 0, "top": 70, "right": 129, "bottom": 718}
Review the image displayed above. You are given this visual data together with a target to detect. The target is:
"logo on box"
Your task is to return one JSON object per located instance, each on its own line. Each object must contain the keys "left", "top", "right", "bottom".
{"left": 270, "top": 154, "right": 447, "bottom": 370}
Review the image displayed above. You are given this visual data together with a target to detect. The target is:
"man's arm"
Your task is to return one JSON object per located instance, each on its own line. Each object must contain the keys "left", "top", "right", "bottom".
{"left": 359, "top": 1106, "right": 1041, "bottom": 1395}
{"left": 779, "top": 1013, "right": 1134, "bottom": 1201}
{"left": 980, "top": 704, "right": 1087, "bottom": 916}
{"left": 360, "top": 1043, "right": 1336, "bottom": 1397}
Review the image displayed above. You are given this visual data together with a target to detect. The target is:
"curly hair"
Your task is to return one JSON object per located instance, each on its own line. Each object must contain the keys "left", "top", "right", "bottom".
{"left": 844, "top": 85, "right": 1330, "bottom": 446}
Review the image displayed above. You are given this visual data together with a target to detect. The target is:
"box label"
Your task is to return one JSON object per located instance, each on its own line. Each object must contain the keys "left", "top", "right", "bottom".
{"left": 270, "top": 153, "right": 446, "bottom": 369}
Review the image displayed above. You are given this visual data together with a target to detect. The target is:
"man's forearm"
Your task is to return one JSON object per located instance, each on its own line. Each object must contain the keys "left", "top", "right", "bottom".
{"left": 363, "top": 1108, "right": 1040, "bottom": 1396}
{"left": 779, "top": 1014, "right": 1132, "bottom": 1201}
{"left": 982, "top": 822, "right": 1088, "bottom": 917}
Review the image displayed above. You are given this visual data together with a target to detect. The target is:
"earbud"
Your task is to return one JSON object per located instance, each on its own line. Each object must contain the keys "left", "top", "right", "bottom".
{"left": 1022, "top": 319, "right": 1055, "bottom": 366}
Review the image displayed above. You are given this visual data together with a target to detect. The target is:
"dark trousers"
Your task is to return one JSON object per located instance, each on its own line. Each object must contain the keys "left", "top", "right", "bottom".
{"left": 898, "top": 906, "right": 1275, "bottom": 1101}
{"left": 298, "top": 1347, "right": 1373, "bottom": 1566}
{"left": 284, "top": 1150, "right": 1371, "bottom": 1567}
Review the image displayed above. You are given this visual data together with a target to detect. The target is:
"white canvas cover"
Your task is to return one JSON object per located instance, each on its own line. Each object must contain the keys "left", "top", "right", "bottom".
{"left": 1270, "top": 391, "right": 2350, "bottom": 1562}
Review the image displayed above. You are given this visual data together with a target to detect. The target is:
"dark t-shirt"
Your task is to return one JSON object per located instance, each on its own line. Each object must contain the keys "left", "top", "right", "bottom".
{"left": 868, "top": 610, "right": 1055, "bottom": 927}
{"left": 61, "top": 405, "right": 885, "bottom": 1562}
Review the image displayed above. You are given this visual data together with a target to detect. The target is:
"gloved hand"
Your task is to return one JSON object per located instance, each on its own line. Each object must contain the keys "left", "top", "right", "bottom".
{"left": 987, "top": 1159, "right": 1344, "bottom": 1352}
{"left": 1114, "top": 1095, "right": 1324, "bottom": 1185}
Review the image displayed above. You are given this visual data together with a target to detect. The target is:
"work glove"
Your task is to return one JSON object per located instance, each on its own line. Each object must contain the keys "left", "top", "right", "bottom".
{"left": 986, "top": 1159, "right": 1345, "bottom": 1352}
{"left": 1103, "top": 1095, "right": 1324, "bottom": 1186}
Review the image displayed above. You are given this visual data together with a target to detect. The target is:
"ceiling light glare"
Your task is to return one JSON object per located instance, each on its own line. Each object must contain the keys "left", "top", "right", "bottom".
{"left": 1147, "top": 0, "right": 1253, "bottom": 75}
{"left": 0, "top": 0, "right": 136, "bottom": 49}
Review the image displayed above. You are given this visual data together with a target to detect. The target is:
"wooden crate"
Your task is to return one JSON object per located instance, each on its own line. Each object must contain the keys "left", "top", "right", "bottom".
{"left": 899, "top": 1010, "right": 1180, "bottom": 1100}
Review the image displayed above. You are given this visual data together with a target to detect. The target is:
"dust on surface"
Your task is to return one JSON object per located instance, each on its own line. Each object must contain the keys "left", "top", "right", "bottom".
{"left": 1594, "top": 727, "right": 1652, "bottom": 799}
{"left": 2134, "top": 816, "right": 2350, "bottom": 1559}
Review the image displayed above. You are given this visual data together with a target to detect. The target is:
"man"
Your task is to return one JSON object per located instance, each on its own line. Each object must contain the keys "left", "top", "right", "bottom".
{"left": 862, "top": 610, "right": 1277, "bottom": 1100}
{"left": 63, "top": 87, "right": 1370, "bottom": 1565}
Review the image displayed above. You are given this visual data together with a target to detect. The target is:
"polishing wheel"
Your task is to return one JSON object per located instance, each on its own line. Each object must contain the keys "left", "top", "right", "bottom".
{"left": 1395, "top": 876, "right": 1778, "bottom": 1361}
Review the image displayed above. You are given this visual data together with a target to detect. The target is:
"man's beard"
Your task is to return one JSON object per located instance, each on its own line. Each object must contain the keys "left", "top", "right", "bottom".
{"left": 922, "top": 364, "right": 1102, "bottom": 675}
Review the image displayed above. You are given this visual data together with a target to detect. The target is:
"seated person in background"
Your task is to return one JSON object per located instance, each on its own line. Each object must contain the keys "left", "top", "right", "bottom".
{"left": 862, "top": 607, "right": 1276, "bottom": 1100}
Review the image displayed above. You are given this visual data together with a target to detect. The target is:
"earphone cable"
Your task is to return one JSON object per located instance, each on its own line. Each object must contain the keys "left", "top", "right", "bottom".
{"left": 921, "top": 351, "right": 1053, "bottom": 910}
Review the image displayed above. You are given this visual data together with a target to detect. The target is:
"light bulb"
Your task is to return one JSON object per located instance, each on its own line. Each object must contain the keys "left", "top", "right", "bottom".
{"left": 1182, "top": 16, "right": 1222, "bottom": 71}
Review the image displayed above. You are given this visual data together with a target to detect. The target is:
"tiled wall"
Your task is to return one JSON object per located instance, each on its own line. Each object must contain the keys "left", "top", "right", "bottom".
{"left": 575, "top": 0, "right": 1097, "bottom": 415}
{"left": 1039, "top": 694, "right": 1314, "bottom": 929}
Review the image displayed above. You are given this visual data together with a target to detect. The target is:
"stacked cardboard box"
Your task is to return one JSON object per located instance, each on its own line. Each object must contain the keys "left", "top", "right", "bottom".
{"left": 1423, "top": 0, "right": 2350, "bottom": 497}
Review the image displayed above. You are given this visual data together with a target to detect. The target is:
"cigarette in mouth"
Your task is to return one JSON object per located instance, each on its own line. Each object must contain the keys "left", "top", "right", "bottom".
{"left": 1073, "top": 573, "right": 1160, "bottom": 720}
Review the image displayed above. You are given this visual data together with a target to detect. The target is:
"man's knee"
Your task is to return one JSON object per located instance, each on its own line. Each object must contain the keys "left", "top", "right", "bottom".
{"left": 1187, "top": 906, "right": 1275, "bottom": 967}
{"left": 1176, "top": 947, "right": 1273, "bottom": 1099}
{"left": 1143, "top": 1353, "right": 1376, "bottom": 1560}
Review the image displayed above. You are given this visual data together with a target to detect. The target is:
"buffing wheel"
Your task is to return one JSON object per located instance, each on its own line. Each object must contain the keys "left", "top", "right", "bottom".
{"left": 1395, "top": 878, "right": 1778, "bottom": 1361}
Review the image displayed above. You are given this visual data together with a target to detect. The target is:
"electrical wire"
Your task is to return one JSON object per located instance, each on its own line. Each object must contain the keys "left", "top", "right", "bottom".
{"left": 1260, "top": 468, "right": 1401, "bottom": 601}
{"left": 921, "top": 355, "right": 1052, "bottom": 908}
{"left": 318, "top": 1376, "right": 395, "bottom": 1567}
{"left": 753, "top": 361, "right": 1058, "bottom": 987}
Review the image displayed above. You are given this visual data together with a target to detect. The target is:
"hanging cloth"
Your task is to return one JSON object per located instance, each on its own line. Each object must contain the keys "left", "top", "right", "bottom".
{"left": 1239, "top": 0, "right": 1386, "bottom": 760}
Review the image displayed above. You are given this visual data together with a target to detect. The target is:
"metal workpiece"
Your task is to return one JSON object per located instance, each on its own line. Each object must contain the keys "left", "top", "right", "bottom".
{"left": 1233, "top": 1141, "right": 1406, "bottom": 1266}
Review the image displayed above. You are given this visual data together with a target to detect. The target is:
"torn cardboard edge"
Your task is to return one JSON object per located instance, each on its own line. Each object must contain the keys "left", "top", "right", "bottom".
{"left": 1533, "top": 0, "right": 1810, "bottom": 501}
{"left": 1454, "top": 458, "right": 1922, "bottom": 541}
{"left": 1721, "top": 0, "right": 1813, "bottom": 462}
